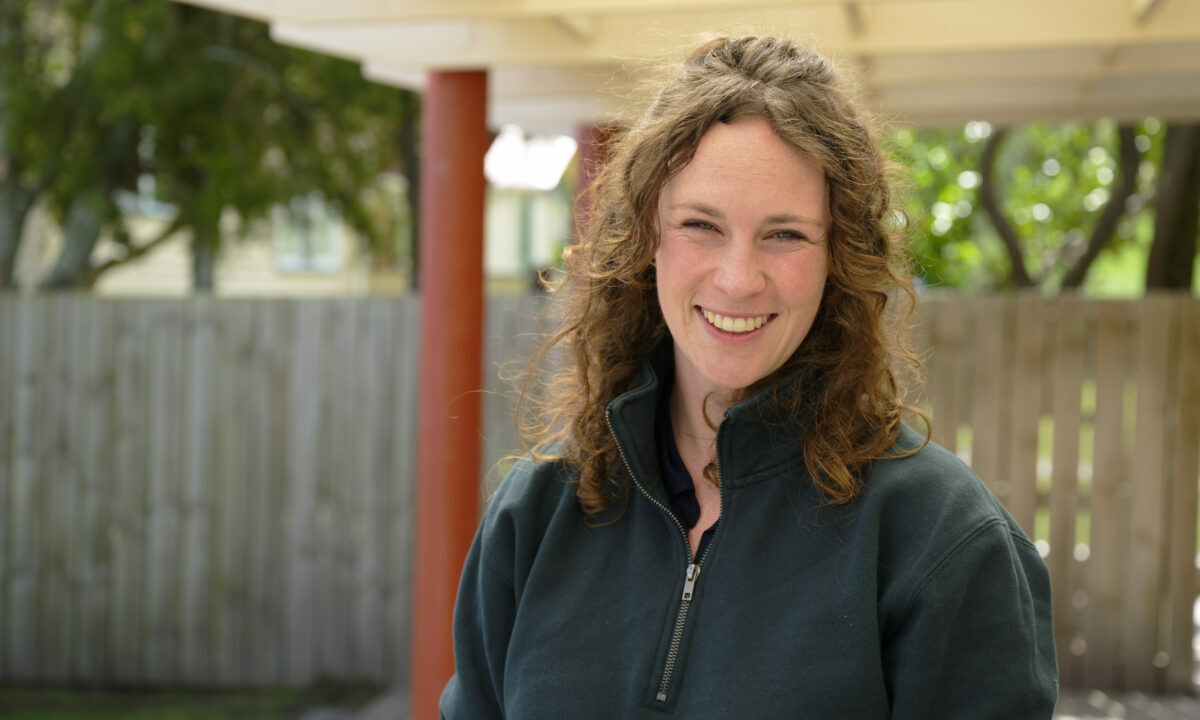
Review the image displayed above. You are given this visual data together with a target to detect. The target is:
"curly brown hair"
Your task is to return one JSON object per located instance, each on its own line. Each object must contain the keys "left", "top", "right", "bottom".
{"left": 516, "top": 35, "right": 927, "bottom": 517}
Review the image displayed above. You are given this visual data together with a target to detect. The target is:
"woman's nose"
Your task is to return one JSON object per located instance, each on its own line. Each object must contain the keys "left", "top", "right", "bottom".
{"left": 711, "top": 239, "right": 767, "bottom": 298}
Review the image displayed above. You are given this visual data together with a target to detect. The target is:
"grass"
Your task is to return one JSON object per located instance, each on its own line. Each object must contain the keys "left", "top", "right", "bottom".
{"left": 0, "top": 678, "right": 384, "bottom": 720}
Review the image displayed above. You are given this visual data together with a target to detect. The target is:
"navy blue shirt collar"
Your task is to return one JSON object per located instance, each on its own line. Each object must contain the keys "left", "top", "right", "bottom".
{"left": 652, "top": 350, "right": 719, "bottom": 559}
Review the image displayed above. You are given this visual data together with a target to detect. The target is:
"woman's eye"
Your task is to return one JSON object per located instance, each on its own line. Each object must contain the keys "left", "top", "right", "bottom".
{"left": 682, "top": 219, "right": 717, "bottom": 232}
{"left": 769, "top": 230, "right": 807, "bottom": 242}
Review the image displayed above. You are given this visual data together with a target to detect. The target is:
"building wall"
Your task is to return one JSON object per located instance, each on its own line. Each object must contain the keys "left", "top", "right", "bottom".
{"left": 14, "top": 183, "right": 572, "bottom": 297}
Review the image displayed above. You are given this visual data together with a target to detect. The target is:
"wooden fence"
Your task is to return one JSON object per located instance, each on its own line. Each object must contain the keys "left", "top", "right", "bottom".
{"left": 0, "top": 297, "right": 423, "bottom": 687}
{"left": 911, "top": 293, "right": 1200, "bottom": 693}
{"left": 0, "top": 293, "right": 1196, "bottom": 692}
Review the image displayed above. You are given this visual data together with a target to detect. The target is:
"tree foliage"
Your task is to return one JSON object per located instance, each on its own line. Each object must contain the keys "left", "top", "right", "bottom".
{"left": 887, "top": 118, "right": 1173, "bottom": 293}
{"left": 4, "top": 1, "right": 1194, "bottom": 295}
{"left": 0, "top": 0, "right": 418, "bottom": 291}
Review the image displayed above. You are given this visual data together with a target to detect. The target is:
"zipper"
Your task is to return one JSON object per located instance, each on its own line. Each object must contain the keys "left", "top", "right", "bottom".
{"left": 656, "top": 562, "right": 699, "bottom": 701}
{"left": 606, "top": 408, "right": 693, "bottom": 560}
{"left": 605, "top": 407, "right": 726, "bottom": 705}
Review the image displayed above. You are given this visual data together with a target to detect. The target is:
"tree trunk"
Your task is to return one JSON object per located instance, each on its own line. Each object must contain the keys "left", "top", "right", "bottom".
{"left": 0, "top": 61, "right": 36, "bottom": 290}
{"left": 1146, "top": 123, "right": 1200, "bottom": 290}
{"left": 978, "top": 127, "right": 1036, "bottom": 288}
{"left": 38, "top": 189, "right": 104, "bottom": 290}
{"left": 0, "top": 177, "right": 36, "bottom": 290}
{"left": 399, "top": 89, "right": 421, "bottom": 290}
{"left": 191, "top": 224, "right": 217, "bottom": 293}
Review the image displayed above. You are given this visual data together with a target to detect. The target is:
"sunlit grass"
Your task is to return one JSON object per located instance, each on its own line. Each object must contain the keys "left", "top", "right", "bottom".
{"left": 0, "top": 680, "right": 382, "bottom": 720}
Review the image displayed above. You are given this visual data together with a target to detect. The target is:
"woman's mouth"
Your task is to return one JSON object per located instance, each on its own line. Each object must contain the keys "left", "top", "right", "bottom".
{"left": 701, "top": 308, "right": 773, "bottom": 334}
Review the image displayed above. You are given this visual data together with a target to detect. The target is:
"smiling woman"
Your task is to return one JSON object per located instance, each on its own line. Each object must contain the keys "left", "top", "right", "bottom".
{"left": 655, "top": 118, "right": 829, "bottom": 414}
{"left": 441, "top": 35, "right": 1059, "bottom": 720}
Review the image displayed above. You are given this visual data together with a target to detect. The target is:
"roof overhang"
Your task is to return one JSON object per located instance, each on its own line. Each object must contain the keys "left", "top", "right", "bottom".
{"left": 175, "top": 0, "right": 1200, "bottom": 132}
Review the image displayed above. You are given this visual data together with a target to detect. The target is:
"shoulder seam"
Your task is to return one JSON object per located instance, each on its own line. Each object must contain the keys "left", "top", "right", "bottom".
{"left": 898, "top": 515, "right": 1008, "bottom": 616}
{"left": 1008, "top": 527, "right": 1040, "bottom": 554}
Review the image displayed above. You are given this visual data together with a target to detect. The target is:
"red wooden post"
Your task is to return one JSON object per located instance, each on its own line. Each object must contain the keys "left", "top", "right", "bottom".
{"left": 573, "top": 123, "right": 613, "bottom": 242}
{"left": 411, "top": 69, "right": 489, "bottom": 719}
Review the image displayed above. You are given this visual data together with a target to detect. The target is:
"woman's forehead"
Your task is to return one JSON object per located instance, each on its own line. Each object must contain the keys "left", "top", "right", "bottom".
{"left": 658, "top": 118, "right": 829, "bottom": 224}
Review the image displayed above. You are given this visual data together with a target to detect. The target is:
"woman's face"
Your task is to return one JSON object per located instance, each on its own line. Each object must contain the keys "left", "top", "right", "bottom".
{"left": 655, "top": 117, "right": 829, "bottom": 398}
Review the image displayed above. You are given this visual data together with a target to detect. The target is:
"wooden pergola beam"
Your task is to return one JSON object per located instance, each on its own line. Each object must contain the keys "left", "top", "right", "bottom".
{"left": 176, "top": 0, "right": 1200, "bottom": 126}
{"left": 264, "top": 0, "right": 1200, "bottom": 70}
{"left": 196, "top": 0, "right": 968, "bottom": 24}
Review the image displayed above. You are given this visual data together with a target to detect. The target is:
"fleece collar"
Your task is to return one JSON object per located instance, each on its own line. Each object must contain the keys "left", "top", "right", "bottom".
{"left": 606, "top": 338, "right": 818, "bottom": 502}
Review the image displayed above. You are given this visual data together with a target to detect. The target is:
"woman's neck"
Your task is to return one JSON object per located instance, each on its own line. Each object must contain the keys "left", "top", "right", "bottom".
{"left": 668, "top": 368, "right": 738, "bottom": 446}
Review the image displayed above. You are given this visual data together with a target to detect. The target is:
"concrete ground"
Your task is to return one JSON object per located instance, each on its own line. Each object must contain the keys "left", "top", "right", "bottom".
{"left": 332, "top": 687, "right": 1200, "bottom": 720}
{"left": 1055, "top": 690, "right": 1200, "bottom": 719}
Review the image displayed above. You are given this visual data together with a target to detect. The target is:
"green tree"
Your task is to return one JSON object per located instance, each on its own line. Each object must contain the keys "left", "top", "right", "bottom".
{"left": 888, "top": 119, "right": 1170, "bottom": 293}
{"left": 0, "top": 0, "right": 419, "bottom": 292}
{"left": 0, "top": 0, "right": 100, "bottom": 287}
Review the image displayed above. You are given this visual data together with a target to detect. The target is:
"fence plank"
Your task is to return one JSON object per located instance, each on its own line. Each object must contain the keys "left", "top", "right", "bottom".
{"left": 111, "top": 301, "right": 149, "bottom": 682}
{"left": 145, "top": 302, "right": 182, "bottom": 683}
{"left": 87, "top": 300, "right": 118, "bottom": 681}
{"left": 1124, "top": 294, "right": 1174, "bottom": 691}
{"left": 34, "top": 295, "right": 59, "bottom": 676}
{"left": 482, "top": 295, "right": 543, "bottom": 493}
{"left": 1049, "top": 296, "right": 1087, "bottom": 686}
{"left": 215, "top": 303, "right": 253, "bottom": 685}
{"left": 905, "top": 298, "right": 932, "bottom": 412}
{"left": 244, "top": 301, "right": 267, "bottom": 685}
{"left": 315, "top": 300, "right": 355, "bottom": 678}
{"left": 181, "top": 297, "right": 215, "bottom": 683}
{"left": 0, "top": 299, "right": 10, "bottom": 678}
{"left": 386, "top": 297, "right": 419, "bottom": 683}
{"left": 970, "top": 295, "right": 1011, "bottom": 498}
{"left": 31, "top": 296, "right": 53, "bottom": 678}
{"left": 1165, "top": 299, "right": 1200, "bottom": 692}
{"left": 68, "top": 297, "right": 99, "bottom": 681}
{"left": 242, "top": 300, "right": 282, "bottom": 686}
{"left": 144, "top": 302, "right": 168, "bottom": 682}
{"left": 261, "top": 301, "right": 289, "bottom": 686}
{"left": 284, "top": 300, "right": 321, "bottom": 685}
{"left": 1083, "top": 301, "right": 1132, "bottom": 689}
{"left": 928, "top": 300, "right": 965, "bottom": 454}
{"left": 335, "top": 300, "right": 358, "bottom": 678}
{"left": 8, "top": 298, "right": 38, "bottom": 679}
{"left": 483, "top": 297, "right": 515, "bottom": 492}
{"left": 346, "top": 300, "right": 370, "bottom": 680}
{"left": 165, "top": 301, "right": 187, "bottom": 681}
{"left": 30, "top": 298, "right": 51, "bottom": 679}
{"left": 355, "top": 299, "right": 391, "bottom": 681}
{"left": 1007, "top": 294, "right": 1044, "bottom": 535}
{"left": 41, "top": 295, "right": 73, "bottom": 680}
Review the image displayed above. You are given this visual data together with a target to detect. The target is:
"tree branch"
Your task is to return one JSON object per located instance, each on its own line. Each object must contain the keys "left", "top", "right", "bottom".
{"left": 1061, "top": 125, "right": 1140, "bottom": 288}
{"left": 82, "top": 214, "right": 187, "bottom": 288}
{"left": 978, "top": 127, "right": 1036, "bottom": 287}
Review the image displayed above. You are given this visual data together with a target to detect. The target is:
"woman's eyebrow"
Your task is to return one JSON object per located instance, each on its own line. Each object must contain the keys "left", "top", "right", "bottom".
{"left": 764, "top": 213, "right": 827, "bottom": 230}
{"left": 669, "top": 202, "right": 826, "bottom": 230}
{"left": 669, "top": 202, "right": 725, "bottom": 219}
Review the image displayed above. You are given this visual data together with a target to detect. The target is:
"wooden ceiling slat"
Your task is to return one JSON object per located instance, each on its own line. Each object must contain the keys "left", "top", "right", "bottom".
{"left": 173, "top": 0, "right": 1200, "bottom": 128}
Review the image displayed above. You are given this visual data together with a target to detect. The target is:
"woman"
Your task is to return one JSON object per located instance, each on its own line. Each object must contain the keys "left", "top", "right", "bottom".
{"left": 441, "top": 35, "right": 1057, "bottom": 719}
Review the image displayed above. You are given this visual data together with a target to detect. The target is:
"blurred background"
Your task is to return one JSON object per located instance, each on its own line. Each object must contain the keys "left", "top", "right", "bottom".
{"left": 0, "top": 1, "right": 1198, "bottom": 718}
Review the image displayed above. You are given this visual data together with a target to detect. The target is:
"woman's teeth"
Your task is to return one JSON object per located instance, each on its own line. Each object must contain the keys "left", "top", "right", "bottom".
{"left": 703, "top": 309, "right": 769, "bottom": 333}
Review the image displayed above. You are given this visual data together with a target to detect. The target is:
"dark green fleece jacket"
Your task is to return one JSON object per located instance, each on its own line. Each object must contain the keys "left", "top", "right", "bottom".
{"left": 441, "top": 355, "right": 1058, "bottom": 719}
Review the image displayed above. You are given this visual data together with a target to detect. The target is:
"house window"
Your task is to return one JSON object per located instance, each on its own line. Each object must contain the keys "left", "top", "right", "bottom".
{"left": 273, "top": 192, "right": 342, "bottom": 273}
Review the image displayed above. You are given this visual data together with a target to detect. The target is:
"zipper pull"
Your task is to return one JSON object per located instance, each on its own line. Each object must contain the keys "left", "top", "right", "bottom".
{"left": 681, "top": 563, "right": 701, "bottom": 601}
